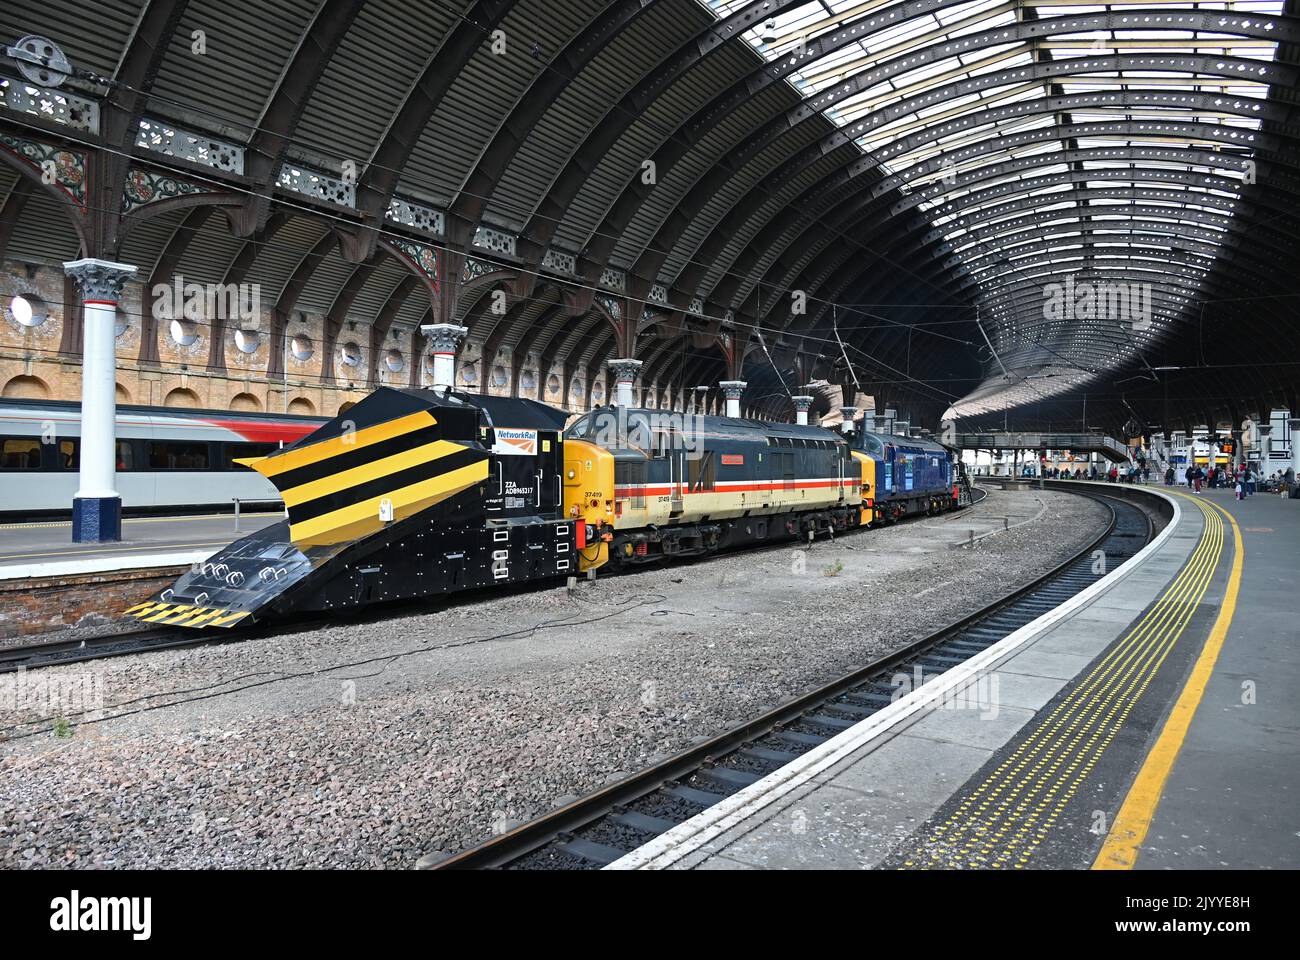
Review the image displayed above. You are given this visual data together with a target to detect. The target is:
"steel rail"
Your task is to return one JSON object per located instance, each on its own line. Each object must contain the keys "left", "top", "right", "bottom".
{"left": 431, "top": 487, "right": 1153, "bottom": 870}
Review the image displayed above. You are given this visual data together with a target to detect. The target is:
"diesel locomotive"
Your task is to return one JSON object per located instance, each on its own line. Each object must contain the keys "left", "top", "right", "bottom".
{"left": 849, "top": 428, "right": 959, "bottom": 523}
{"left": 123, "top": 387, "right": 963, "bottom": 630}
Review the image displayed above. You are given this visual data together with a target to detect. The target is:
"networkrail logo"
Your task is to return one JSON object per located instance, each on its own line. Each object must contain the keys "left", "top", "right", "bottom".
{"left": 49, "top": 891, "right": 152, "bottom": 941}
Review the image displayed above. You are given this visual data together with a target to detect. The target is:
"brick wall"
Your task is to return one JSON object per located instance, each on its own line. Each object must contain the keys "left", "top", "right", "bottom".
{"left": 0, "top": 566, "right": 186, "bottom": 643}
{"left": 1, "top": 260, "right": 593, "bottom": 415}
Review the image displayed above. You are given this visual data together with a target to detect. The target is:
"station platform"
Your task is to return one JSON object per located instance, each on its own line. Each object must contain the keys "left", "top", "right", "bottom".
{"left": 0, "top": 511, "right": 280, "bottom": 580}
{"left": 610, "top": 485, "right": 1296, "bottom": 871}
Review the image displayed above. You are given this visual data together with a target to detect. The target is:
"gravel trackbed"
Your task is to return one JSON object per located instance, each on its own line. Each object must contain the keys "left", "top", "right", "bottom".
{"left": 0, "top": 488, "right": 1110, "bottom": 868}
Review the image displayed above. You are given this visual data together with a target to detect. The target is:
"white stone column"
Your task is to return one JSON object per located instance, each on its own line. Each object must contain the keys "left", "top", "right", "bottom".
{"left": 420, "top": 323, "right": 468, "bottom": 390}
{"left": 689, "top": 386, "right": 707, "bottom": 415}
{"left": 607, "top": 358, "right": 642, "bottom": 407}
{"left": 840, "top": 405, "right": 858, "bottom": 434}
{"left": 791, "top": 395, "right": 813, "bottom": 426}
{"left": 63, "top": 258, "right": 137, "bottom": 543}
{"left": 720, "top": 380, "right": 746, "bottom": 418}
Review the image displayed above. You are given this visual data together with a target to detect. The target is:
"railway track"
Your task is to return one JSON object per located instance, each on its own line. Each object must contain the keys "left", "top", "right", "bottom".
{"left": 1, "top": 487, "right": 991, "bottom": 674}
{"left": 0, "top": 626, "right": 236, "bottom": 673}
{"left": 430, "top": 488, "right": 1153, "bottom": 870}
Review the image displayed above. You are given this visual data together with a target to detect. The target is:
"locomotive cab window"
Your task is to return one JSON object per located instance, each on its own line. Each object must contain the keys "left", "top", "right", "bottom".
{"left": 625, "top": 412, "right": 652, "bottom": 450}
{"left": 567, "top": 414, "right": 592, "bottom": 439}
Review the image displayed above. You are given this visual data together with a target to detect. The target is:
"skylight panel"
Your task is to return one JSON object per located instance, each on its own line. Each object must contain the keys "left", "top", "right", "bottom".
{"left": 706, "top": 0, "right": 1285, "bottom": 400}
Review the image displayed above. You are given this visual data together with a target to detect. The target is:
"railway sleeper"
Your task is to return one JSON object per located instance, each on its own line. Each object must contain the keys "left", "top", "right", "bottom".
{"left": 610, "top": 810, "right": 679, "bottom": 836}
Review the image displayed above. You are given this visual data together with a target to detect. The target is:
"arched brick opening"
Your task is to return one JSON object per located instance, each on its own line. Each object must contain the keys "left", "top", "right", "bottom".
{"left": 2, "top": 375, "right": 51, "bottom": 399}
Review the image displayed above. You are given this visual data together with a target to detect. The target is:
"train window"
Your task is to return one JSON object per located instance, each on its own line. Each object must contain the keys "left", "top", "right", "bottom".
{"left": 224, "top": 442, "right": 277, "bottom": 469}
{"left": 59, "top": 440, "right": 78, "bottom": 469}
{"left": 625, "top": 412, "right": 652, "bottom": 450}
{"left": 567, "top": 415, "right": 592, "bottom": 439}
{"left": 116, "top": 441, "right": 134, "bottom": 471}
{"left": 148, "top": 441, "right": 210, "bottom": 470}
{"left": 1, "top": 437, "right": 42, "bottom": 470}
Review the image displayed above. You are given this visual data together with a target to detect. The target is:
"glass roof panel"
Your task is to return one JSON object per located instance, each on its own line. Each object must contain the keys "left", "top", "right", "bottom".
{"left": 704, "top": 0, "right": 1285, "bottom": 415}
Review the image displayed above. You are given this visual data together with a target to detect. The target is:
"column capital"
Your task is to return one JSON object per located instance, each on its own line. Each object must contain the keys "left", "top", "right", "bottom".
{"left": 719, "top": 380, "right": 747, "bottom": 399}
{"left": 63, "top": 258, "right": 137, "bottom": 302}
{"left": 607, "top": 358, "right": 643, "bottom": 382}
{"left": 420, "top": 322, "right": 468, "bottom": 354}
{"left": 791, "top": 394, "right": 813, "bottom": 411}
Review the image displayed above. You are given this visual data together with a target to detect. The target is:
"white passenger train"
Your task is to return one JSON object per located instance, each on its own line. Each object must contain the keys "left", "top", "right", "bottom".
{"left": 0, "top": 399, "right": 327, "bottom": 516}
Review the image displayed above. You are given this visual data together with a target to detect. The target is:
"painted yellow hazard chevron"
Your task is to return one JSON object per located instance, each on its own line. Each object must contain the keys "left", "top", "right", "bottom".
{"left": 122, "top": 601, "right": 251, "bottom": 629}
{"left": 246, "top": 409, "right": 489, "bottom": 546}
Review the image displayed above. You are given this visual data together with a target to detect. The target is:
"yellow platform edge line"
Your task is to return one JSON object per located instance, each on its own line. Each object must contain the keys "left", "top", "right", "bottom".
{"left": 909, "top": 501, "right": 1224, "bottom": 867}
{"left": 1092, "top": 494, "right": 1244, "bottom": 870}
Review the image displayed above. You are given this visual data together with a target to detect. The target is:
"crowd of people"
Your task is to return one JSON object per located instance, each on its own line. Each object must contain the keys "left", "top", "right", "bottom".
{"left": 1172, "top": 463, "right": 1296, "bottom": 499}
{"left": 1028, "top": 461, "right": 1298, "bottom": 500}
{"left": 1038, "top": 464, "right": 1150, "bottom": 482}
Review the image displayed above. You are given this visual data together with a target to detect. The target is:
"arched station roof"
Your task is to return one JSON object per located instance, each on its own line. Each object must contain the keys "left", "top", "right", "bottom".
{"left": 2, "top": 0, "right": 1298, "bottom": 433}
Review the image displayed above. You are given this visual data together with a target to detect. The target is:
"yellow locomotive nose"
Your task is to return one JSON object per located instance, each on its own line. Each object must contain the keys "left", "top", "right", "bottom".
{"left": 562, "top": 438, "right": 614, "bottom": 571}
